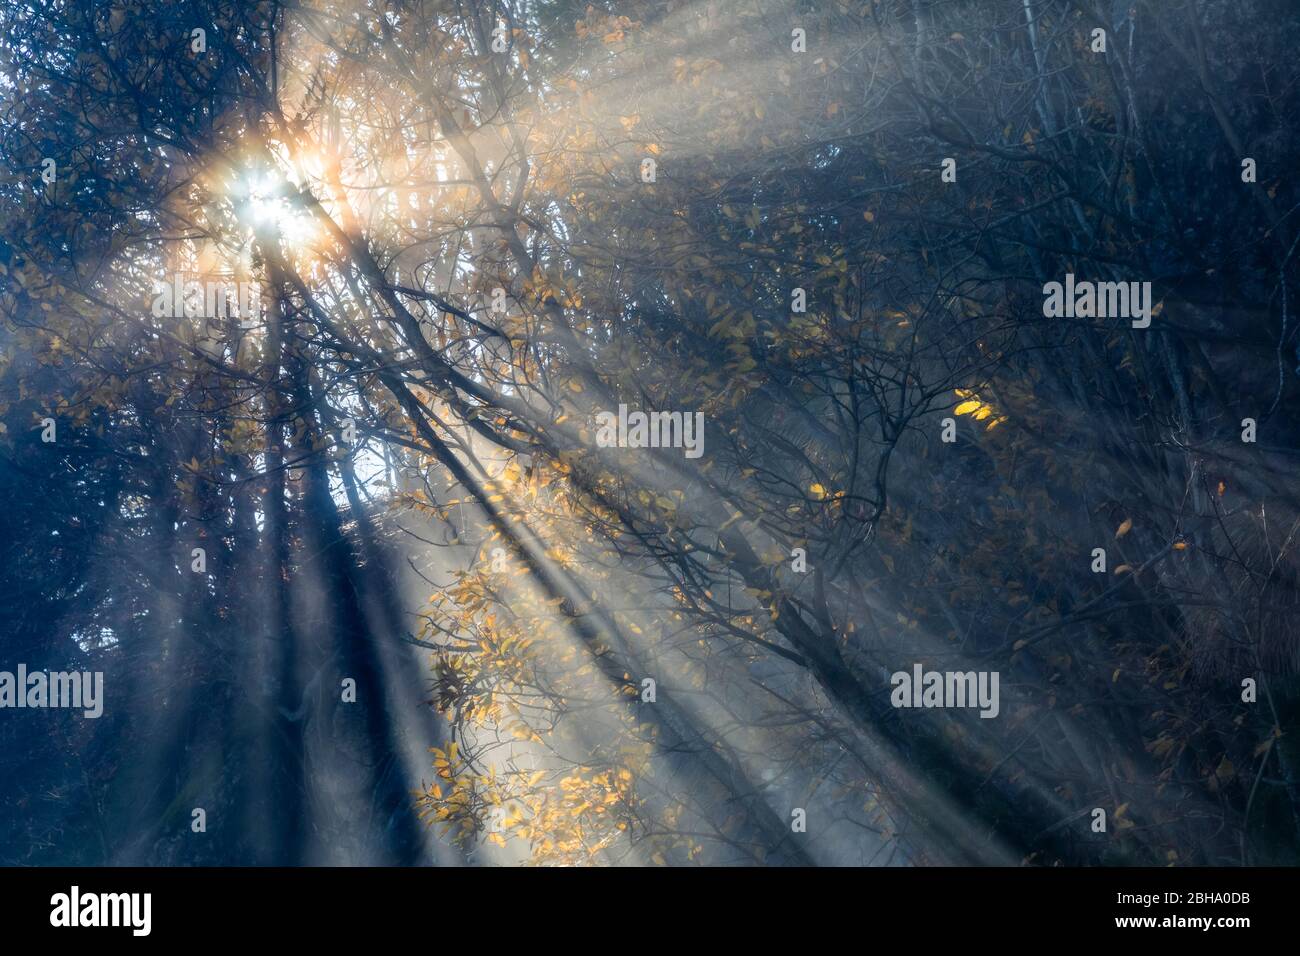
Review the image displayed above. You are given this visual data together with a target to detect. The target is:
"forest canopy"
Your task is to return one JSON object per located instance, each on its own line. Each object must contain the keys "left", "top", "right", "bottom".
{"left": 1, "top": 0, "right": 1299, "bottom": 867}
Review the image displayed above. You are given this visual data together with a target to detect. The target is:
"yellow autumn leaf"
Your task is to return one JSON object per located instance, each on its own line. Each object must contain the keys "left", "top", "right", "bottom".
{"left": 1115, "top": 518, "right": 1132, "bottom": 538}
{"left": 953, "top": 400, "right": 982, "bottom": 415}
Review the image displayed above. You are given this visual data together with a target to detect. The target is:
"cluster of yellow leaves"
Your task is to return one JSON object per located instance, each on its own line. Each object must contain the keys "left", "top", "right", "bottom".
{"left": 574, "top": 8, "right": 638, "bottom": 44}
{"left": 511, "top": 766, "right": 640, "bottom": 863}
{"left": 420, "top": 737, "right": 656, "bottom": 863}
{"left": 952, "top": 388, "right": 1009, "bottom": 430}
{"left": 413, "top": 493, "right": 675, "bottom": 863}
{"left": 808, "top": 481, "right": 846, "bottom": 504}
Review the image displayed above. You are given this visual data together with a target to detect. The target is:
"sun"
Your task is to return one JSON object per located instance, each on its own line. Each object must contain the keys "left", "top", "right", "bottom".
{"left": 228, "top": 165, "right": 317, "bottom": 246}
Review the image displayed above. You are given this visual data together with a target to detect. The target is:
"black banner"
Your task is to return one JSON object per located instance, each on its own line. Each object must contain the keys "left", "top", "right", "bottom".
{"left": 0, "top": 866, "right": 1282, "bottom": 942}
